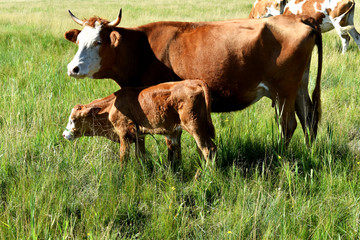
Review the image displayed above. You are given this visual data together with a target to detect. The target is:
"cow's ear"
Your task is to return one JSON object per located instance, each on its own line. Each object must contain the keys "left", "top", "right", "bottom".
{"left": 65, "top": 29, "right": 81, "bottom": 43}
{"left": 110, "top": 31, "right": 121, "bottom": 47}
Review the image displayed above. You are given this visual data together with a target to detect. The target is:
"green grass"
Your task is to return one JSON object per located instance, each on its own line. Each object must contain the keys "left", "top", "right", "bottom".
{"left": 1, "top": 0, "right": 360, "bottom": 238}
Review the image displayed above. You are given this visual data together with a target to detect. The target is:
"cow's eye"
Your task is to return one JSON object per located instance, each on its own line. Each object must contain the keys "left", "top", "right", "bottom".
{"left": 94, "top": 41, "right": 102, "bottom": 47}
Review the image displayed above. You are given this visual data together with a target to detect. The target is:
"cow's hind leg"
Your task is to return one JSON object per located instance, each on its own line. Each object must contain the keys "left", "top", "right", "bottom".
{"left": 295, "top": 60, "right": 318, "bottom": 144}
{"left": 340, "top": 34, "right": 351, "bottom": 53}
{"left": 346, "top": 7, "right": 360, "bottom": 51}
{"left": 332, "top": 6, "right": 360, "bottom": 53}
{"left": 348, "top": 28, "right": 360, "bottom": 49}
{"left": 276, "top": 95, "right": 297, "bottom": 147}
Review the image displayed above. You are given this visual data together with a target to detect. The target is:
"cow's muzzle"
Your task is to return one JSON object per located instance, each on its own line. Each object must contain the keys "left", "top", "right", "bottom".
{"left": 67, "top": 66, "right": 86, "bottom": 78}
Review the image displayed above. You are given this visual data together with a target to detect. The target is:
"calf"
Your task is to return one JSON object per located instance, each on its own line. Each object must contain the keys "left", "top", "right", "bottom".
{"left": 62, "top": 80, "right": 216, "bottom": 166}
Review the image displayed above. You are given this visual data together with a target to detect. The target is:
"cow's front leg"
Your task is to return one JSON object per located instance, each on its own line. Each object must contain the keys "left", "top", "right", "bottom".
{"left": 276, "top": 95, "right": 297, "bottom": 147}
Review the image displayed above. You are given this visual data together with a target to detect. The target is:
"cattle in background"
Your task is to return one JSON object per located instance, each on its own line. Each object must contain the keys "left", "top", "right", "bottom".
{"left": 62, "top": 80, "right": 216, "bottom": 166}
{"left": 64, "top": 10, "right": 322, "bottom": 146}
{"left": 249, "top": 0, "right": 287, "bottom": 18}
{"left": 249, "top": 0, "right": 360, "bottom": 53}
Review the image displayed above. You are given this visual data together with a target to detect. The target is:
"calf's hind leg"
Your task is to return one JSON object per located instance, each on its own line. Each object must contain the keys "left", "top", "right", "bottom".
{"left": 192, "top": 132, "right": 217, "bottom": 179}
{"left": 165, "top": 128, "right": 182, "bottom": 171}
{"left": 194, "top": 138, "right": 217, "bottom": 163}
{"left": 184, "top": 124, "right": 217, "bottom": 163}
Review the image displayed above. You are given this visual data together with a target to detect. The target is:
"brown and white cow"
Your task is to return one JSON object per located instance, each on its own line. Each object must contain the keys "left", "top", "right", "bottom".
{"left": 62, "top": 80, "right": 216, "bottom": 165}
{"left": 249, "top": 0, "right": 287, "bottom": 18}
{"left": 249, "top": 0, "right": 360, "bottom": 53}
{"left": 64, "top": 10, "right": 322, "bottom": 145}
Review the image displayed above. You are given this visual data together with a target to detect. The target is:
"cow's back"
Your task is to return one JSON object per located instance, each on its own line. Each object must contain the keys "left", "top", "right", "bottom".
{"left": 139, "top": 16, "right": 317, "bottom": 111}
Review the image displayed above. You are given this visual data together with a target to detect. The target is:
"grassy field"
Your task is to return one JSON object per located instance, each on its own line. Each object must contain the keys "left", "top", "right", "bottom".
{"left": 1, "top": 0, "right": 360, "bottom": 238}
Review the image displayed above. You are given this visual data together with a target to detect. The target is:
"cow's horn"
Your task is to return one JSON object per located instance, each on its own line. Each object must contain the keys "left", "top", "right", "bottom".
{"left": 107, "top": 8, "right": 122, "bottom": 27}
{"left": 68, "top": 10, "right": 84, "bottom": 26}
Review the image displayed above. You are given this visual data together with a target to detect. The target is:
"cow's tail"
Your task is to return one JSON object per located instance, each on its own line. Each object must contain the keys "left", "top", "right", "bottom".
{"left": 198, "top": 80, "right": 215, "bottom": 139}
{"left": 312, "top": 25, "right": 323, "bottom": 125}
{"left": 301, "top": 16, "right": 323, "bottom": 137}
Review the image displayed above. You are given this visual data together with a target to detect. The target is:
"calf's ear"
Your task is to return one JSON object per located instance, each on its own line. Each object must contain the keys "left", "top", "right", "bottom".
{"left": 89, "top": 107, "right": 102, "bottom": 116}
{"left": 65, "top": 29, "right": 81, "bottom": 43}
{"left": 110, "top": 31, "right": 121, "bottom": 47}
{"left": 75, "top": 104, "right": 83, "bottom": 111}
{"left": 81, "top": 106, "right": 101, "bottom": 117}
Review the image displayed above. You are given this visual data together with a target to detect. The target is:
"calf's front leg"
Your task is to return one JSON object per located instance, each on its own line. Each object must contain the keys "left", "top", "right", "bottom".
{"left": 119, "top": 137, "right": 131, "bottom": 168}
{"left": 165, "top": 129, "right": 182, "bottom": 171}
{"left": 135, "top": 136, "right": 146, "bottom": 159}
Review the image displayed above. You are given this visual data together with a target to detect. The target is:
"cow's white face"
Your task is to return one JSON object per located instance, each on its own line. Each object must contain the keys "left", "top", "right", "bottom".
{"left": 67, "top": 22, "right": 102, "bottom": 78}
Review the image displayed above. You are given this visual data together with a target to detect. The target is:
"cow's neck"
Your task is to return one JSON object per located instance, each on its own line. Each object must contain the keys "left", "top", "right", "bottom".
{"left": 94, "top": 27, "right": 180, "bottom": 87}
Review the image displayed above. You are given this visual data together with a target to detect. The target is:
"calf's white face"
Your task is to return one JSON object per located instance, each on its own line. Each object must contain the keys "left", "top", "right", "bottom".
{"left": 67, "top": 23, "right": 102, "bottom": 78}
{"left": 63, "top": 109, "right": 76, "bottom": 140}
{"left": 62, "top": 106, "right": 91, "bottom": 141}
{"left": 62, "top": 105, "right": 102, "bottom": 141}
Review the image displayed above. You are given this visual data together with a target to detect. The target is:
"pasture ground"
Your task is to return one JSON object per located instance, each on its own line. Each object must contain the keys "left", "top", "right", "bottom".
{"left": 1, "top": 0, "right": 360, "bottom": 238}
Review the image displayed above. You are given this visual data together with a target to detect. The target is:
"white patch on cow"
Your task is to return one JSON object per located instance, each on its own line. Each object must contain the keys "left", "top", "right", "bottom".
{"left": 312, "top": 0, "right": 335, "bottom": 32}
{"left": 63, "top": 109, "right": 75, "bottom": 141}
{"left": 67, "top": 22, "right": 102, "bottom": 78}
{"left": 266, "top": 5, "right": 281, "bottom": 16}
{"left": 285, "top": 0, "right": 306, "bottom": 14}
{"left": 283, "top": 0, "right": 360, "bottom": 53}
{"left": 251, "top": 82, "right": 271, "bottom": 104}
